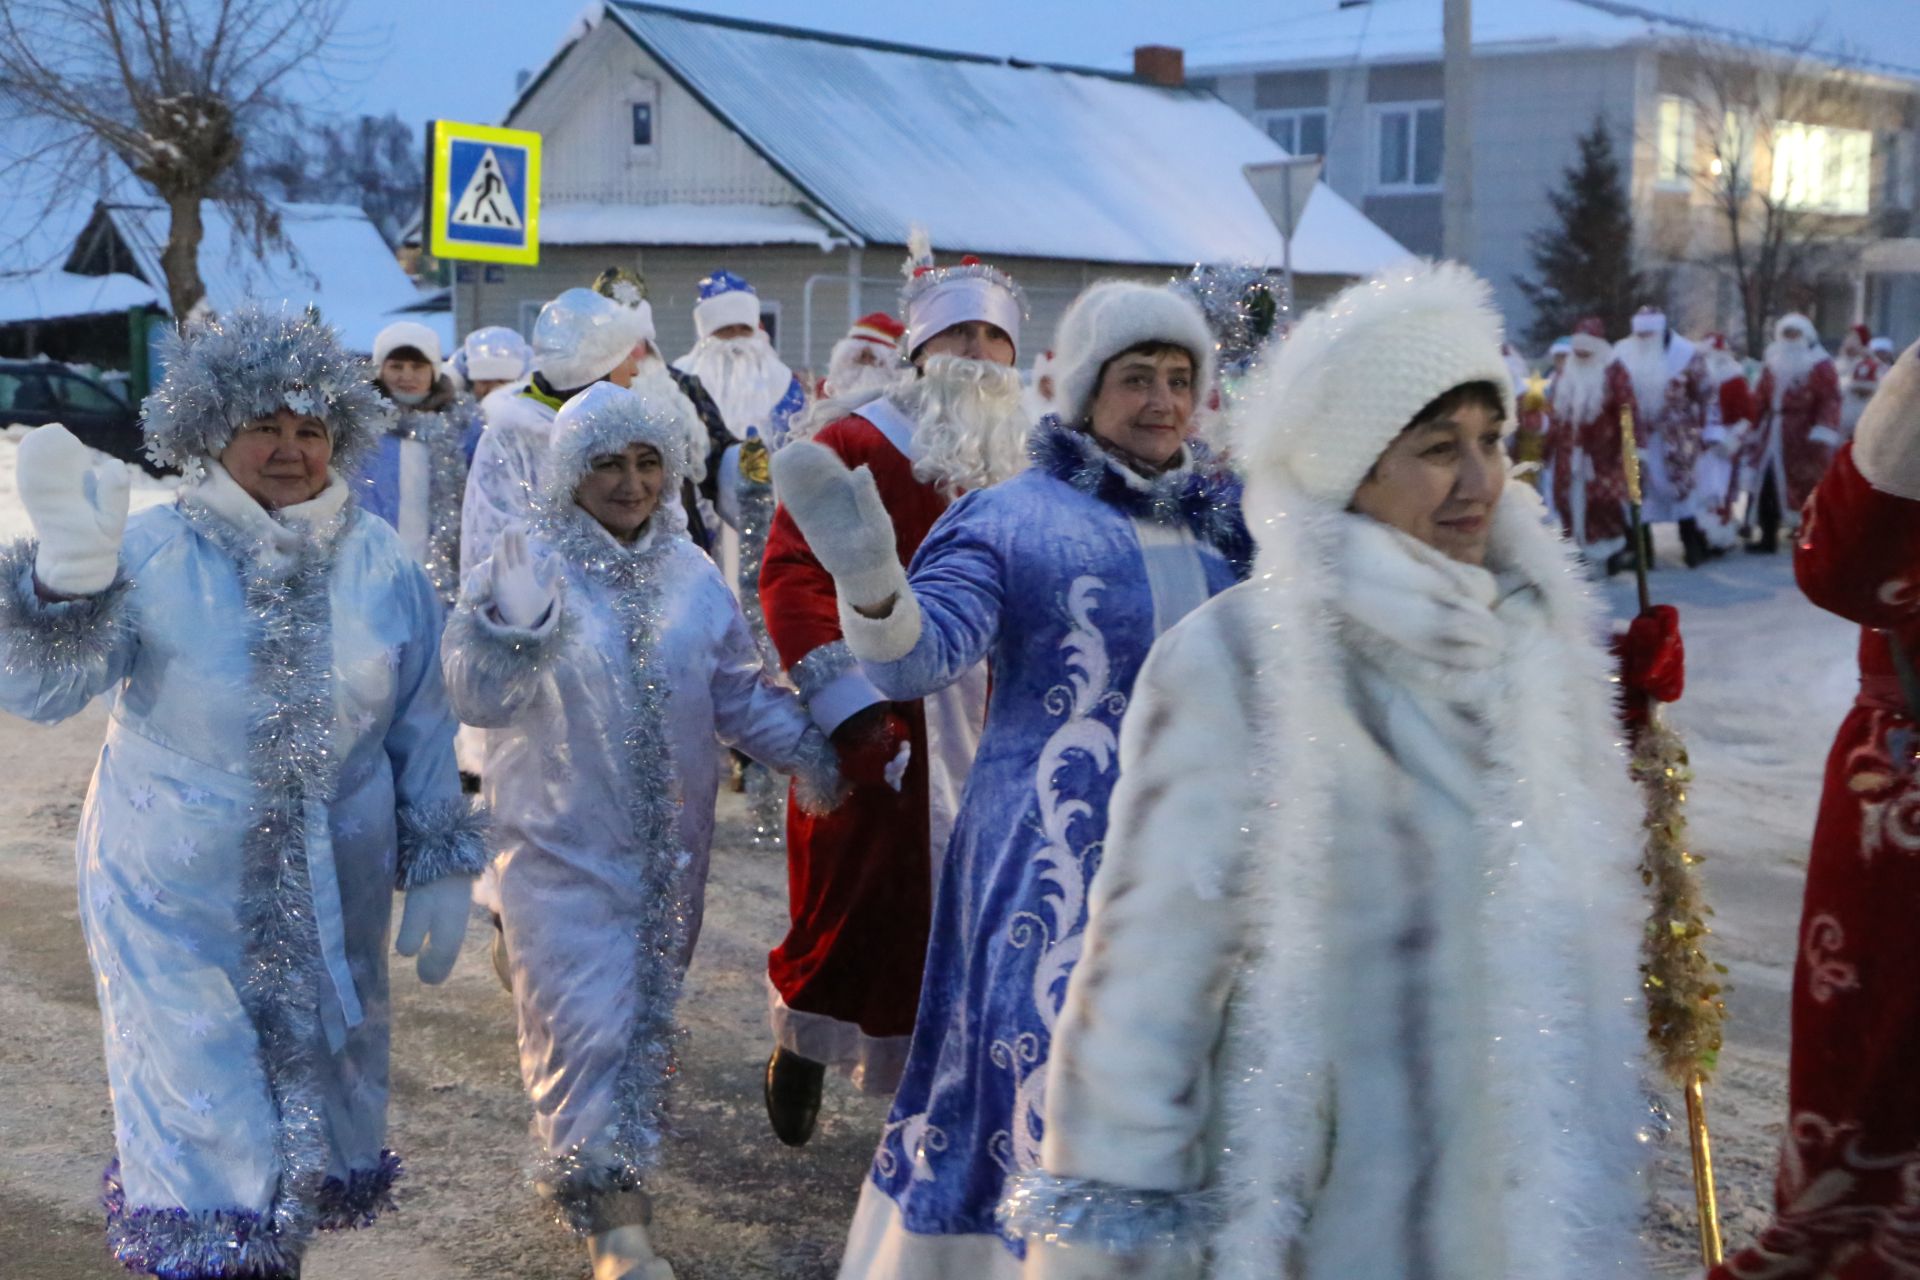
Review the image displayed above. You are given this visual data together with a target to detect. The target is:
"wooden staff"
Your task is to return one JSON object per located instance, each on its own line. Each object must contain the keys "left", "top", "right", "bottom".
{"left": 1622, "top": 402, "right": 1726, "bottom": 1270}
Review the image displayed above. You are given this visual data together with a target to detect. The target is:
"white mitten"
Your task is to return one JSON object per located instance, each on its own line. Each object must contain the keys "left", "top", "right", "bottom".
{"left": 489, "top": 525, "right": 556, "bottom": 629}
{"left": 395, "top": 875, "right": 474, "bottom": 984}
{"left": 771, "top": 441, "right": 905, "bottom": 610}
{"left": 16, "top": 424, "right": 131, "bottom": 595}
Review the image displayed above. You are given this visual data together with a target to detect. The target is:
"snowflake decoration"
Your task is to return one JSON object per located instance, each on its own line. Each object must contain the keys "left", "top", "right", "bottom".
{"left": 179, "top": 785, "right": 211, "bottom": 805}
{"left": 158, "top": 1137, "right": 187, "bottom": 1167}
{"left": 336, "top": 814, "right": 367, "bottom": 840}
{"left": 178, "top": 1010, "right": 215, "bottom": 1040}
{"left": 348, "top": 710, "right": 377, "bottom": 736}
{"left": 171, "top": 836, "right": 200, "bottom": 866}
{"left": 127, "top": 785, "right": 158, "bottom": 812}
{"left": 89, "top": 881, "right": 114, "bottom": 912}
{"left": 185, "top": 1090, "right": 214, "bottom": 1117}
{"left": 131, "top": 881, "right": 164, "bottom": 911}
{"left": 283, "top": 385, "right": 318, "bottom": 415}
{"left": 384, "top": 644, "right": 405, "bottom": 671}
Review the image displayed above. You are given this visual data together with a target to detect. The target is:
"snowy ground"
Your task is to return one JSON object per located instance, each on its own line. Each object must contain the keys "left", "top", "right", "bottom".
{"left": 0, "top": 499, "right": 1858, "bottom": 1277}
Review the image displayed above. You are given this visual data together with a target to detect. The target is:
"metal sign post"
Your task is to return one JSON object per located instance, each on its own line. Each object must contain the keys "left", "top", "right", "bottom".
{"left": 1242, "top": 157, "right": 1323, "bottom": 313}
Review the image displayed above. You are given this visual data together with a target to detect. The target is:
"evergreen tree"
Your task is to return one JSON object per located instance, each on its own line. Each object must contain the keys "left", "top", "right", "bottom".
{"left": 1516, "top": 116, "right": 1656, "bottom": 348}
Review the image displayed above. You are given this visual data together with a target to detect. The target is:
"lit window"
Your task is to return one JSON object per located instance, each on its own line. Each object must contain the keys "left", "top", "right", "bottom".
{"left": 1373, "top": 102, "right": 1442, "bottom": 191}
{"left": 1657, "top": 96, "right": 1695, "bottom": 186}
{"left": 1770, "top": 121, "right": 1872, "bottom": 214}
{"left": 1260, "top": 108, "right": 1329, "bottom": 158}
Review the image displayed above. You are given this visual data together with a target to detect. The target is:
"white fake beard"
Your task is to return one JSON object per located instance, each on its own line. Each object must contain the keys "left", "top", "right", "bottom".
{"left": 1705, "top": 350, "right": 1744, "bottom": 386}
{"left": 1765, "top": 339, "right": 1823, "bottom": 390}
{"left": 1550, "top": 355, "right": 1608, "bottom": 426}
{"left": 893, "top": 354, "right": 1030, "bottom": 495}
{"left": 1617, "top": 335, "right": 1672, "bottom": 419}
{"left": 825, "top": 340, "right": 909, "bottom": 402}
{"left": 681, "top": 333, "right": 794, "bottom": 437}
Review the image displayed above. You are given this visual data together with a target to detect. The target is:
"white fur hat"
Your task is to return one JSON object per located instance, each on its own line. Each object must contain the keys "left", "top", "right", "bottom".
{"left": 1050, "top": 280, "right": 1216, "bottom": 425}
{"left": 372, "top": 320, "right": 443, "bottom": 370}
{"left": 1233, "top": 260, "right": 1516, "bottom": 506}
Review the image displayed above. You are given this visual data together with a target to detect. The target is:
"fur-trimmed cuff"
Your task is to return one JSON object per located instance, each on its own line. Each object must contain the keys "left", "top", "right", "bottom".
{"left": 314, "top": 1150, "right": 403, "bottom": 1231}
{"left": 0, "top": 537, "right": 134, "bottom": 684}
{"left": 103, "top": 1159, "right": 302, "bottom": 1278}
{"left": 533, "top": 1146, "right": 649, "bottom": 1236}
{"left": 443, "top": 587, "right": 569, "bottom": 715}
{"left": 788, "top": 724, "right": 849, "bottom": 816}
{"left": 838, "top": 588, "right": 922, "bottom": 665}
{"left": 1854, "top": 345, "right": 1920, "bottom": 500}
{"left": 996, "top": 1170, "right": 1216, "bottom": 1257}
{"left": 791, "top": 641, "right": 885, "bottom": 734}
{"left": 395, "top": 797, "right": 490, "bottom": 890}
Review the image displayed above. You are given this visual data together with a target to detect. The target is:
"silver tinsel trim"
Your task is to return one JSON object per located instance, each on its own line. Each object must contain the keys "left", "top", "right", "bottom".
{"left": 788, "top": 725, "right": 847, "bottom": 818}
{"left": 528, "top": 505, "right": 694, "bottom": 1233}
{"left": 533, "top": 1145, "right": 645, "bottom": 1235}
{"left": 395, "top": 797, "right": 490, "bottom": 890}
{"left": 379, "top": 384, "right": 479, "bottom": 606}
{"left": 143, "top": 303, "right": 385, "bottom": 474}
{"left": 538, "top": 382, "right": 698, "bottom": 519}
{"left": 441, "top": 583, "right": 572, "bottom": 720}
{"left": 733, "top": 456, "right": 788, "bottom": 846}
{"left": 899, "top": 251, "right": 1030, "bottom": 319}
{"left": 996, "top": 1170, "right": 1217, "bottom": 1257}
{"left": 0, "top": 537, "right": 134, "bottom": 685}
{"left": 177, "top": 493, "right": 350, "bottom": 1260}
{"left": 789, "top": 640, "right": 858, "bottom": 707}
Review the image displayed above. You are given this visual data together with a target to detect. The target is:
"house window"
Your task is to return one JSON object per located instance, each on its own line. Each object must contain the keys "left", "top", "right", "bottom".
{"left": 1656, "top": 95, "right": 1695, "bottom": 187}
{"left": 628, "top": 79, "right": 659, "bottom": 160}
{"left": 1259, "top": 108, "right": 1329, "bottom": 158}
{"left": 1770, "top": 121, "right": 1872, "bottom": 215}
{"left": 1372, "top": 102, "right": 1443, "bottom": 192}
{"left": 630, "top": 102, "right": 653, "bottom": 147}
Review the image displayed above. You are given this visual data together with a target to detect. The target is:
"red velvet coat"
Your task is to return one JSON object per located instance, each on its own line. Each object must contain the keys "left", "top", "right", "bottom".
{"left": 1543, "top": 362, "right": 1636, "bottom": 554}
{"left": 758, "top": 411, "right": 950, "bottom": 1089}
{"left": 1712, "top": 443, "right": 1920, "bottom": 1279}
{"left": 1749, "top": 359, "right": 1843, "bottom": 514}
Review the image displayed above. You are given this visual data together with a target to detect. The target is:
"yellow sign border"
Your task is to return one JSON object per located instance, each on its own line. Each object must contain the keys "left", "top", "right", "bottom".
{"left": 429, "top": 121, "right": 541, "bottom": 266}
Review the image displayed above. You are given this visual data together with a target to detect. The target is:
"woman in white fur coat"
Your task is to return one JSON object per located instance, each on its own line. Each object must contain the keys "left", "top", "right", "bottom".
{"left": 999, "top": 262, "right": 1656, "bottom": 1279}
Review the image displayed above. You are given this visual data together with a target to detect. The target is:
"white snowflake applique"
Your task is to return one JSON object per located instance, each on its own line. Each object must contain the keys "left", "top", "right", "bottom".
{"left": 170, "top": 836, "right": 200, "bottom": 867}
{"left": 384, "top": 644, "right": 405, "bottom": 672}
{"left": 185, "top": 1090, "right": 215, "bottom": 1117}
{"left": 88, "top": 881, "right": 115, "bottom": 912}
{"left": 336, "top": 814, "right": 367, "bottom": 840}
{"left": 178, "top": 1010, "right": 216, "bottom": 1040}
{"left": 348, "top": 710, "right": 378, "bottom": 736}
{"left": 158, "top": 1137, "right": 187, "bottom": 1167}
{"left": 127, "top": 785, "right": 158, "bottom": 812}
{"left": 130, "top": 882, "right": 164, "bottom": 911}
{"left": 179, "top": 785, "right": 211, "bottom": 806}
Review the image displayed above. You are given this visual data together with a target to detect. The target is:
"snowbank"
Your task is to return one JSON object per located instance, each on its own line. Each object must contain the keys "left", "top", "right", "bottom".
{"left": 0, "top": 425, "right": 178, "bottom": 544}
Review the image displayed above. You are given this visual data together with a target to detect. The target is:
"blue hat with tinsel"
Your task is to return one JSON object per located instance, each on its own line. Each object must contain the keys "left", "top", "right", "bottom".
{"left": 693, "top": 270, "right": 761, "bottom": 340}
{"left": 141, "top": 303, "right": 384, "bottom": 475}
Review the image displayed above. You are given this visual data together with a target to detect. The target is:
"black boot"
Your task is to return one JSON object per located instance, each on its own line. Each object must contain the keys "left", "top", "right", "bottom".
{"left": 765, "top": 1048, "right": 825, "bottom": 1147}
{"left": 1679, "top": 518, "right": 1709, "bottom": 569}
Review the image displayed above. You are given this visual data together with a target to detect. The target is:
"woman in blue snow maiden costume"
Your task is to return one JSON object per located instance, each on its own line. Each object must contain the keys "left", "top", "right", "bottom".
{"left": 0, "top": 305, "right": 485, "bottom": 1279}
{"left": 772, "top": 279, "right": 1252, "bottom": 1278}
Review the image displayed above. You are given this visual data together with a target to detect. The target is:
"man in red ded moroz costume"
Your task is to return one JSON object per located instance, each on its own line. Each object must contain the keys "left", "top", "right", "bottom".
{"left": 1712, "top": 340, "right": 1920, "bottom": 1279}
{"left": 1742, "top": 312, "right": 1843, "bottom": 553}
{"left": 757, "top": 232, "right": 1029, "bottom": 1145}
{"left": 1542, "top": 316, "right": 1639, "bottom": 573}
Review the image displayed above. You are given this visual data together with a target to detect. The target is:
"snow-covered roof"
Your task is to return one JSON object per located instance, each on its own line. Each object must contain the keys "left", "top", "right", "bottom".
{"left": 541, "top": 202, "right": 845, "bottom": 250}
{"left": 78, "top": 201, "right": 450, "bottom": 353}
{"left": 1191, "top": 0, "right": 1920, "bottom": 83}
{"left": 0, "top": 272, "right": 160, "bottom": 325}
{"left": 511, "top": 1, "right": 1407, "bottom": 276}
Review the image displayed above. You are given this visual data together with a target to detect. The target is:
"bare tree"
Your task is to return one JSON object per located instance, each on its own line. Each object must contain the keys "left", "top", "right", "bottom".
{"left": 1664, "top": 31, "right": 1883, "bottom": 352}
{"left": 0, "top": 0, "right": 352, "bottom": 325}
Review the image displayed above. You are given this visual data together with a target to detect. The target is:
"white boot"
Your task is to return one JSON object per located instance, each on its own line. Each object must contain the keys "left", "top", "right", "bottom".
{"left": 587, "top": 1223, "right": 676, "bottom": 1280}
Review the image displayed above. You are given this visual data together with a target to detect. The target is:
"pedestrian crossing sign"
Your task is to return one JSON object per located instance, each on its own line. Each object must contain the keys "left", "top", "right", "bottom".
{"left": 428, "top": 120, "right": 541, "bottom": 266}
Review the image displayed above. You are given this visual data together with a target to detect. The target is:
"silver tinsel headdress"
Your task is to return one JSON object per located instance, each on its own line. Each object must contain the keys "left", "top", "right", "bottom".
{"left": 538, "top": 380, "right": 698, "bottom": 520}
{"left": 142, "top": 303, "right": 385, "bottom": 473}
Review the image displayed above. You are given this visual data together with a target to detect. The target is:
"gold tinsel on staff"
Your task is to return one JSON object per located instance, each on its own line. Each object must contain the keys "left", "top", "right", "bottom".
{"left": 1622, "top": 404, "right": 1729, "bottom": 1267}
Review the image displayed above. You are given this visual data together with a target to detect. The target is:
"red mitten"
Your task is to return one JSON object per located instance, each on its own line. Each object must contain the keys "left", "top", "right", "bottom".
{"left": 831, "top": 706, "right": 912, "bottom": 791}
{"left": 1613, "top": 604, "right": 1685, "bottom": 732}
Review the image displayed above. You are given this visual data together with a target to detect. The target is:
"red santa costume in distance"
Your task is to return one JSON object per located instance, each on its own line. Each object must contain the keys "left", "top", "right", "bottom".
{"left": 1542, "top": 318, "right": 1636, "bottom": 564}
{"left": 1698, "top": 333, "right": 1757, "bottom": 549}
{"left": 1743, "top": 313, "right": 1843, "bottom": 544}
{"left": 759, "top": 246, "right": 1025, "bottom": 1093}
{"left": 1712, "top": 341, "right": 1920, "bottom": 1280}
{"left": 1614, "top": 308, "right": 1713, "bottom": 562}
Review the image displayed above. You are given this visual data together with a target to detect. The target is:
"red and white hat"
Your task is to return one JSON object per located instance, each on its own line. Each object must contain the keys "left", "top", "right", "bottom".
{"left": 847, "top": 311, "right": 905, "bottom": 352}
{"left": 1701, "top": 331, "right": 1730, "bottom": 351}
{"left": 1852, "top": 323, "right": 1873, "bottom": 347}
{"left": 899, "top": 227, "right": 1026, "bottom": 358}
{"left": 1630, "top": 306, "right": 1667, "bottom": 336}
{"left": 1570, "top": 315, "right": 1611, "bottom": 357}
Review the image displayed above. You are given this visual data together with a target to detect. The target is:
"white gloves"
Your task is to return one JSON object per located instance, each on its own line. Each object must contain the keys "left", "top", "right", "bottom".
{"left": 489, "top": 526, "right": 556, "bottom": 629}
{"left": 1855, "top": 339, "right": 1920, "bottom": 500}
{"left": 16, "top": 424, "right": 131, "bottom": 596}
{"left": 771, "top": 442, "right": 906, "bottom": 610}
{"left": 395, "top": 875, "right": 473, "bottom": 984}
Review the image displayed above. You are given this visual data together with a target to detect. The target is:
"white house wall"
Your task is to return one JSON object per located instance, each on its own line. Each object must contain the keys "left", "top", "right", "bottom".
{"left": 513, "top": 19, "right": 806, "bottom": 209}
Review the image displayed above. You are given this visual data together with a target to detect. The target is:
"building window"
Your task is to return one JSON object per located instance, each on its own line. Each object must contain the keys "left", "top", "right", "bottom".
{"left": 1770, "top": 121, "right": 1872, "bottom": 215}
{"left": 1259, "top": 108, "right": 1329, "bottom": 158}
{"left": 1372, "top": 102, "right": 1443, "bottom": 192}
{"left": 1656, "top": 95, "right": 1694, "bottom": 188}
{"left": 631, "top": 102, "right": 653, "bottom": 147}
{"left": 628, "top": 79, "right": 659, "bottom": 161}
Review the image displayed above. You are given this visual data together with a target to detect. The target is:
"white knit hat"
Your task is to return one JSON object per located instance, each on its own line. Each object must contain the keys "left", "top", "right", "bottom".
{"left": 372, "top": 320, "right": 443, "bottom": 369}
{"left": 1050, "top": 280, "right": 1216, "bottom": 425}
{"left": 1233, "top": 260, "right": 1516, "bottom": 506}
{"left": 533, "top": 287, "right": 647, "bottom": 391}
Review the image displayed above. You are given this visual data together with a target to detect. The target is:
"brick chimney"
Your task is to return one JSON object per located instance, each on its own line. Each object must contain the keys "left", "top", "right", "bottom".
{"left": 1133, "top": 45, "right": 1185, "bottom": 87}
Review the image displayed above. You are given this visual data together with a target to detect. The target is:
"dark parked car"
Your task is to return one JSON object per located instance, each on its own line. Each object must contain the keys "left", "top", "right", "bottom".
{"left": 0, "top": 359, "right": 159, "bottom": 473}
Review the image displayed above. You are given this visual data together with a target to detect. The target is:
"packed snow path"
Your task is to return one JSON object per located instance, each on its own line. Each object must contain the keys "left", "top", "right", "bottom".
{"left": 0, "top": 521, "right": 1855, "bottom": 1276}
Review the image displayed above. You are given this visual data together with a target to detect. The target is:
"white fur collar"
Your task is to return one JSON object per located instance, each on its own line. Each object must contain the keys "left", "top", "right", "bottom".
{"left": 181, "top": 460, "right": 352, "bottom": 572}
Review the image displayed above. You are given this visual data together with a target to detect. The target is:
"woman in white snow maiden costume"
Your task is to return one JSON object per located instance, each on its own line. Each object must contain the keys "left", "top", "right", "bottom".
{"left": 772, "top": 279, "right": 1250, "bottom": 1278}
{"left": 440, "top": 381, "right": 843, "bottom": 1280}
{"left": 1000, "top": 262, "right": 1654, "bottom": 1279}
{"left": 0, "top": 305, "right": 485, "bottom": 1279}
